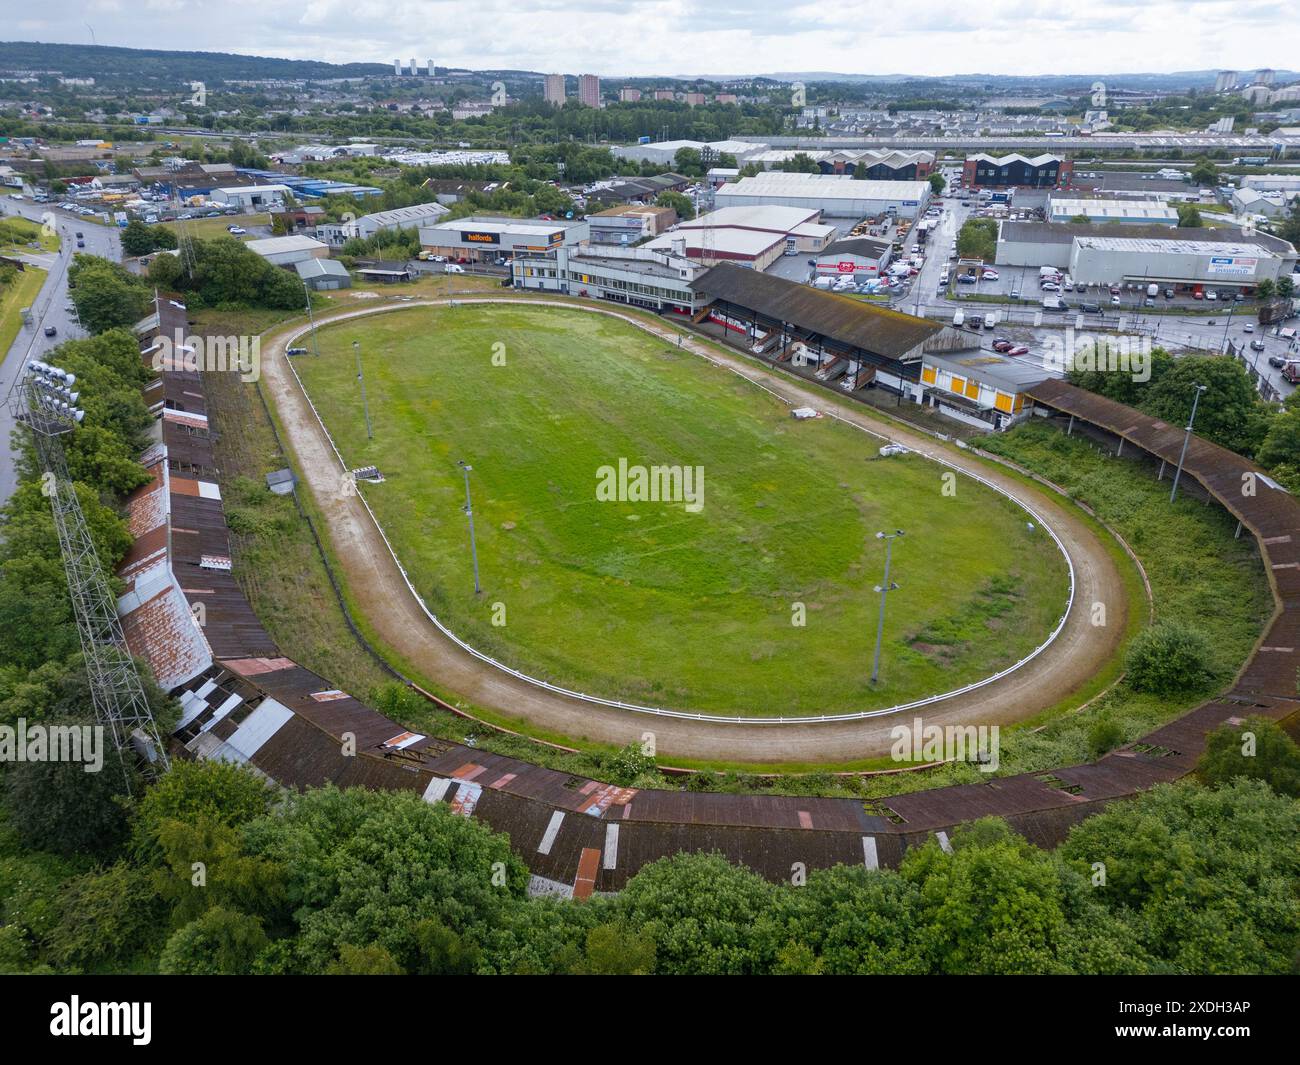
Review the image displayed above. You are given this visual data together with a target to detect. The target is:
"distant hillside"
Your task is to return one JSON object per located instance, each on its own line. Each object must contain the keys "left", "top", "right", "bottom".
{"left": 0, "top": 41, "right": 392, "bottom": 85}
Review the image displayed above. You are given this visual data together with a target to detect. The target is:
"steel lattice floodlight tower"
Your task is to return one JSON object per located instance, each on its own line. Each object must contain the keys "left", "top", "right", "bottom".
{"left": 7, "top": 360, "right": 171, "bottom": 785}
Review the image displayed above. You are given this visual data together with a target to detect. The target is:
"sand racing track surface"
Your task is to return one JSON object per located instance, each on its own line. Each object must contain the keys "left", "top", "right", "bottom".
{"left": 257, "top": 295, "right": 1129, "bottom": 764}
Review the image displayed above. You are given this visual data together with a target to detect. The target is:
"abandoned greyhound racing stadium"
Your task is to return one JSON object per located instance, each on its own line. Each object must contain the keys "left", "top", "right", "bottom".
{"left": 0, "top": 2, "right": 1295, "bottom": 1035}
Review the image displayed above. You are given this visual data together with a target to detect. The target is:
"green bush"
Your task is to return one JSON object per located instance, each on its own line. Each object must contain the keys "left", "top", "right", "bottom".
{"left": 1124, "top": 621, "right": 1218, "bottom": 696}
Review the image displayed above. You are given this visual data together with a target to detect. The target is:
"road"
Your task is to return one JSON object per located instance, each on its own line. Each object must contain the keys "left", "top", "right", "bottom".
{"left": 0, "top": 194, "right": 122, "bottom": 500}
{"left": 889, "top": 191, "right": 1299, "bottom": 399}
{"left": 256, "top": 295, "right": 1129, "bottom": 765}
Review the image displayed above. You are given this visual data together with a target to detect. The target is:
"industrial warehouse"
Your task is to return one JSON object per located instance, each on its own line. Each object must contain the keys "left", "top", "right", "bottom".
{"left": 714, "top": 172, "right": 932, "bottom": 218}
{"left": 643, "top": 205, "right": 836, "bottom": 267}
{"left": 419, "top": 215, "right": 590, "bottom": 260}
{"left": 996, "top": 220, "right": 1299, "bottom": 291}
{"left": 963, "top": 152, "right": 1073, "bottom": 189}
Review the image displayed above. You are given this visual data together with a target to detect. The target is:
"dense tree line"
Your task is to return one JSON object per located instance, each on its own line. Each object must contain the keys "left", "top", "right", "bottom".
{"left": 3, "top": 751, "right": 1295, "bottom": 974}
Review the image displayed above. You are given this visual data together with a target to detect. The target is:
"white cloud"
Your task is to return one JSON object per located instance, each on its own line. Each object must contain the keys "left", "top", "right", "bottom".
{"left": 16, "top": 0, "right": 1300, "bottom": 76}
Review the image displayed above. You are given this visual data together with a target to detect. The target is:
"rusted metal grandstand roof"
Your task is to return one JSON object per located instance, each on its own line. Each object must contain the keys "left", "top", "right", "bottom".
{"left": 693, "top": 264, "right": 942, "bottom": 360}
{"left": 117, "top": 340, "right": 1299, "bottom": 894}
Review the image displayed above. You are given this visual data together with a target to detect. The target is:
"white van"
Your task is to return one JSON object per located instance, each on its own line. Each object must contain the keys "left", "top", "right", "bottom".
{"left": 984, "top": 311, "right": 998, "bottom": 330}
{"left": 1146, "top": 283, "right": 1159, "bottom": 298}
{"left": 952, "top": 309, "right": 965, "bottom": 327}
{"left": 444, "top": 263, "right": 465, "bottom": 274}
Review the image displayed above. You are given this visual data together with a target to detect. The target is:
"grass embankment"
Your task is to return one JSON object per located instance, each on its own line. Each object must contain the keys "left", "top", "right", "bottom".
{"left": 0, "top": 264, "right": 47, "bottom": 356}
{"left": 293, "top": 302, "right": 1068, "bottom": 718}
{"left": 0, "top": 214, "right": 60, "bottom": 255}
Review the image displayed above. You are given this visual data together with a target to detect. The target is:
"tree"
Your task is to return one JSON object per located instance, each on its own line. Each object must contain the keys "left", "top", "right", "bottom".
{"left": 1277, "top": 275, "right": 1295, "bottom": 300}
{"left": 1255, "top": 277, "right": 1275, "bottom": 301}
{"left": 4, "top": 728, "right": 137, "bottom": 859}
{"left": 576, "top": 922, "right": 657, "bottom": 975}
{"left": 66, "top": 254, "right": 151, "bottom": 334}
{"left": 325, "top": 943, "right": 405, "bottom": 974}
{"left": 1141, "top": 355, "right": 1270, "bottom": 457}
{"left": 616, "top": 853, "right": 772, "bottom": 975}
{"left": 1190, "top": 157, "right": 1218, "bottom": 186}
{"left": 655, "top": 190, "right": 694, "bottom": 221}
{"left": 239, "top": 787, "right": 528, "bottom": 973}
{"left": 900, "top": 819, "right": 1075, "bottom": 974}
{"left": 1124, "top": 621, "right": 1218, "bottom": 696}
{"left": 755, "top": 866, "right": 929, "bottom": 974}
{"left": 1198, "top": 716, "right": 1300, "bottom": 796}
{"left": 1258, "top": 401, "right": 1300, "bottom": 470}
{"left": 928, "top": 172, "right": 946, "bottom": 196}
{"left": 672, "top": 146, "right": 703, "bottom": 177}
{"left": 133, "top": 759, "right": 277, "bottom": 856}
{"left": 1058, "top": 780, "right": 1300, "bottom": 974}
{"left": 776, "top": 152, "right": 821, "bottom": 174}
{"left": 119, "top": 219, "right": 164, "bottom": 258}
{"left": 158, "top": 906, "right": 268, "bottom": 975}
{"left": 46, "top": 863, "right": 167, "bottom": 970}
{"left": 1176, "top": 203, "right": 1204, "bottom": 228}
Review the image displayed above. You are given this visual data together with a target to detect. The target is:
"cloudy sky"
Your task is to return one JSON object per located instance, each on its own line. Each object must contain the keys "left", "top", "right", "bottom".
{"left": 7, "top": 0, "right": 1297, "bottom": 78}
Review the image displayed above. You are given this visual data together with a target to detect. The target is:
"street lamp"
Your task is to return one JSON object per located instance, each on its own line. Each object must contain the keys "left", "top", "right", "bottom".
{"left": 1169, "top": 383, "right": 1208, "bottom": 504}
{"left": 352, "top": 340, "right": 372, "bottom": 440}
{"left": 458, "top": 461, "right": 482, "bottom": 595}
{"left": 870, "top": 530, "right": 904, "bottom": 685}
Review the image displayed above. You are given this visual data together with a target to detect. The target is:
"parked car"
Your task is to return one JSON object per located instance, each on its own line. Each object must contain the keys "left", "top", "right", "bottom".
{"left": 957, "top": 273, "right": 978, "bottom": 284}
{"left": 74, "top": 231, "right": 83, "bottom": 238}
{"left": 76, "top": 240, "right": 84, "bottom": 248}
{"left": 1007, "top": 346, "right": 1030, "bottom": 356}
{"left": 1109, "top": 286, "right": 1122, "bottom": 296}
{"left": 44, "top": 325, "right": 57, "bottom": 337}
{"left": 1269, "top": 354, "right": 1286, "bottom": 368}
{"left": 227, "top": 225, "right": 246, "bottom": 235}
{"left": 444, "top": 263, "right": 465, "bottom": 274}
{"left": 286, "top": 347, "right": 308, "bottom": 356}
{"left": 992, "top": 339, "right": 1013, "bottom": 352}
{"left": 1251, "top": 339, "right": 1267, "bottom": 351}
{"left": 1164, "top": 288, "right": 1175, "bottom": 299}
{"left": 1206, "top": 291, "right": 1218, "bottom": 301}
{"left": 981, "top": 270, "right": 999, "bottom": 281}
{"left": 1041, "top": 281, "right": 1061, "bottom": 292}
{"left": 1244, "top": 323, "right": 1255, "bottom": 333}
{"left": 1080, "top": 302, "right": 1101, "bottom": 314}
{"left": 1110, "top": 295, "right": 1121, "bottom": 305}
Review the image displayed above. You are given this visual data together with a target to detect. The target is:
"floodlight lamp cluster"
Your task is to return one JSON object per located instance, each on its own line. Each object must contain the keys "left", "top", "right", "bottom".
{"left": 25, "top": 360, "right": 85, "bottom": 424}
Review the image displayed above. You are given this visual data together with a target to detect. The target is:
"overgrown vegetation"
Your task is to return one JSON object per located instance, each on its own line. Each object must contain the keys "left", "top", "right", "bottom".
{"left": 3, "top": 763, "right": 1295, "bottom": 974}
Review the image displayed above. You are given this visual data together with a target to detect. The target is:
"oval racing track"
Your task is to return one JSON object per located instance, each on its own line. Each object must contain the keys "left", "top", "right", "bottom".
{"left": 258, "top": 295, "right": 1130, "bottom": 763}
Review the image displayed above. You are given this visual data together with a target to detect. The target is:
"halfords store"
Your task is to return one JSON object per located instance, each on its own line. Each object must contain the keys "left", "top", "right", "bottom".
{"left": 418, "top": 216, "right": 590, "bottom": 262}
{"left": 1067, "top": 235, "right": 1295, "bottom": 292}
